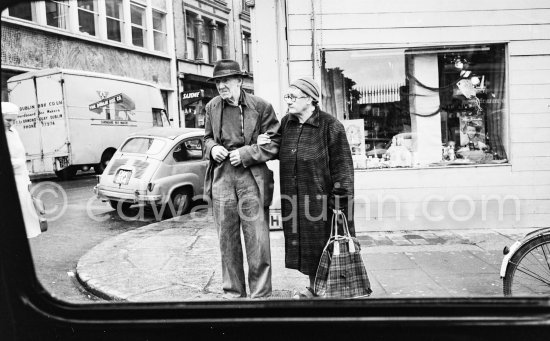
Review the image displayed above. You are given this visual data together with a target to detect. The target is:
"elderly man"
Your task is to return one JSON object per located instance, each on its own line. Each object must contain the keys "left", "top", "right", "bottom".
{"left": 203, "top": 60, "right": 280, "bottom": 299}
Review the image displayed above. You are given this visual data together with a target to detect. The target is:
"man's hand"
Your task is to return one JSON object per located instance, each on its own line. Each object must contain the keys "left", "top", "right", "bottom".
{"left": 257, "top": 133, "right": 271, "bottom": 146}
{"left": 211, "top": 145, "right": 229, "bottom": 163}
{"left": 229, "top": 150, "right": 242, "bottom": 166}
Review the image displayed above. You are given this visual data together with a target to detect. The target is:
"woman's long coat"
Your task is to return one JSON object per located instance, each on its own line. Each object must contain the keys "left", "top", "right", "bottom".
{"left": 279, "top": 108, "right": 355, "bottom": 276}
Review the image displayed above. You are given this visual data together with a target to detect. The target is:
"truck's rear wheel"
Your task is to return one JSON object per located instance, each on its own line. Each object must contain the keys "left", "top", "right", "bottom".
{"left": 95, "top": 149, "right": 116, "bottom": 175}
{"left": 55, "top": 166, "right": 77, "bottom": 180}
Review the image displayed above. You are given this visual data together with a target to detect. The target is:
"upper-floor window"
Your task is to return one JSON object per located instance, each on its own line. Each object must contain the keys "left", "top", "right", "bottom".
{"left": 130, "top": 2, "right": 147, "bottom": 47}
{"left": 77, "top": 0, "right": 98, "bottom": 36}
{"left": 242, "top": 30, "right": 251, "bottom": 73}
{"left": 151, "top": 0, "right": 166, "bottom": 52}
{"left": 105, "top": 0, "right": 124, "bottom": 42}
{"left": 185, "top": 13, "right": 196, "bottom": 60}
{"left": 215, "top": 23, "right": 225, "bottom": 61}
{"left": 7, "top": 2, "right": 33, "bottom": 21}
{"left": 201, "top": 19, "right": 211, "bottom": 64}
{"left": 3, "top": 0, "right": 168, "bottom": 53}
{"left": 152, "top": 10, "right": 166, "bottom": 52}
{"left": 46, "top": 1, "right": 69, "bottom": 29}
{"left": 185, "top": 12, "right": 226, "bottom": 64}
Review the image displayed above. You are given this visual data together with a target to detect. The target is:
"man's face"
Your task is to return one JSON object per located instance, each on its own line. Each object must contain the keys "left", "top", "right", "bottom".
{"left": 215, "top": 76, "right": 242, "bottom": 103}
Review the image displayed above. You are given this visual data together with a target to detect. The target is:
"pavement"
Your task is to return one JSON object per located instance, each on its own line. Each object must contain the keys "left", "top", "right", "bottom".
{"left": 76, "top": 210, "right": 536, "bottom": 301}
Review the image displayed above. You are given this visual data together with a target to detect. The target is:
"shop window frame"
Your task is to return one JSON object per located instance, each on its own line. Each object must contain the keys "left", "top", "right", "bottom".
{"left": 321, "top": 44, "right": 511, "bottom": 171}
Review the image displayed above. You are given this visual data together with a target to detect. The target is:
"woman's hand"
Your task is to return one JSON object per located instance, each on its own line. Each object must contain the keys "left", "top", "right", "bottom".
{"left": 257, "top": 133, "right": 271, "bottom": 146}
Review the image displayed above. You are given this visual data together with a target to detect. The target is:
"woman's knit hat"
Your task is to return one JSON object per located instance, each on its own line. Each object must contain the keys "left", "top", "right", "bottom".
{"left": 290, "top": 77, "right": 320, "bottom": 102}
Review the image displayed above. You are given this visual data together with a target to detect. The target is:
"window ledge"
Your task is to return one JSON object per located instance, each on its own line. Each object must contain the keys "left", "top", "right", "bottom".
{"left": 356, "top": 162, "right": 511, "bottom": 172}
{"left": 1, "top": 17, "right": 171, "bottom": 60}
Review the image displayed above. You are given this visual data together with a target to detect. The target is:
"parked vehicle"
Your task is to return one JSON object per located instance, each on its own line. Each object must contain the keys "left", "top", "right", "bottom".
{"left": 94, "top": 127, "right": 206, "bottom": 218}
{"left": 500, "top": 227, "right": 550, "bottom": 296}
{"left": 7, "top": 68, "right": 169, "bottom": 180}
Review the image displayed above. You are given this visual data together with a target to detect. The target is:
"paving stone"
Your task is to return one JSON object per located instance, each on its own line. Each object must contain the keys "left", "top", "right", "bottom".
{"left": 76, "top": 213, "right": 533, "bottom": 301}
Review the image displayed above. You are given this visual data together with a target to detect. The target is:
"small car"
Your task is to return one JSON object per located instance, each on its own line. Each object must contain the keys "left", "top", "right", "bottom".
{"left": 94, "top": 127, "right": 206, "bottom": 217}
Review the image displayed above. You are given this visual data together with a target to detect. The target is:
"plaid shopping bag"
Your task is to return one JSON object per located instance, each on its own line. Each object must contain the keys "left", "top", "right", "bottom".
{"left": 314, "top": 210, "right": 372, "bottom": 298}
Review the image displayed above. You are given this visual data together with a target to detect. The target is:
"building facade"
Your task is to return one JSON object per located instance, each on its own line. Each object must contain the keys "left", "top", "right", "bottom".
{"left": 1, "top": 0, "right": 178, "bottom": 123}
{"left": 1, "top": 0, "right": 254, "bottom": 128}
{"left": 251, "top": 0, "right": 550, "bottom": 232}
{"left": 173, "top": 0, "right": 253, "bottom": 128}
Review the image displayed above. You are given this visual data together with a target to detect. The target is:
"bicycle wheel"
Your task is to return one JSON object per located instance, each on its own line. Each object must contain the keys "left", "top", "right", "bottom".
{"left": 503, "top": 234, "right": 550, "bottom": 296}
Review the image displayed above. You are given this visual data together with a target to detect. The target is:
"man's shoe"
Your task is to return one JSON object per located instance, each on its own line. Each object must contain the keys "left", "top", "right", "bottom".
{"left": 221, "top": 292, "right": 247, "bottom": 300}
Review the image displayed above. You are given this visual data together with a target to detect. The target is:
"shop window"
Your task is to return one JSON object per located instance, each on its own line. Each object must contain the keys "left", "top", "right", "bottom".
{"left": 105, "top": 0, "right": 124, "bottom": 42}
{"left": 185, "top": 12, "right": 196, "bottom": 59}
{"left": 6, "top": 2, "right": 33, "bottom": 21}
{"left": 45, "top": 0, "right": 69, "bottom": 30}
{"left": 242, "top": 31, "right": 252, "bottom": 73}
{"left": 322, "top": 44, "right": 508, "bottom": 169}
{"left": 130, "top": 2, "right": 146, "bottom": 47}
{"left": 152, "top": 9, "right": 167, "bottom": 52}
{"left": 77, "top": 0, "right": 98, "bottom": 36}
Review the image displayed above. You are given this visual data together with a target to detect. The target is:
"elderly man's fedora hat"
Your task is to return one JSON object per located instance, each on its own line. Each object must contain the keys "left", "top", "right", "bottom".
{"left": 207, "top": 59, "right": 247, "bottom": 82}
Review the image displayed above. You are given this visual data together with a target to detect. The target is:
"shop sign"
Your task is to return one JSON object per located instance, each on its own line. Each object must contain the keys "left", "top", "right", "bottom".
{"left": 181, "top": 90, "right": 204, "bottom": 100}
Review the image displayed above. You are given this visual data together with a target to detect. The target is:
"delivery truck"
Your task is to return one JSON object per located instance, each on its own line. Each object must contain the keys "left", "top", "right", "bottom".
{"left": 7, "top": 68, "right": 170, "bottom": 179}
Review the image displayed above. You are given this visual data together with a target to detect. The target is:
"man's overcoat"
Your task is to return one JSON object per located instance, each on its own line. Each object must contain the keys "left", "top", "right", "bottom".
{"left": 204, "top": 91, "right": 280, "bottom": 206}
{"left": 279, "top": 108, "right": 355, "bottom": 276}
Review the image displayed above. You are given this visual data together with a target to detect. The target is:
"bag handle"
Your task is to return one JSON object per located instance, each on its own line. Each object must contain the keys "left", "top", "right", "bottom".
{"left": 331, "top": 209, "right": 356, "bottom": 254}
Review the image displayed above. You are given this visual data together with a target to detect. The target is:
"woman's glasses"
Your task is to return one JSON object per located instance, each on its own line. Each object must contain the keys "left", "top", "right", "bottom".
{"left": 283, "top": 94, "right": 308, "bottom": 103}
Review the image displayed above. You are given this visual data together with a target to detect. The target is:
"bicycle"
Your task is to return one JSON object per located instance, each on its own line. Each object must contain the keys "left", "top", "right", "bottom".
{"left": 500, "top": 227, "right": 550, "bottom": 296}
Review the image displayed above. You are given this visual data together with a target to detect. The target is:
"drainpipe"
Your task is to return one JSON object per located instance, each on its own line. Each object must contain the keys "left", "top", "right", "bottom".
{"left": 310, "top": 0, "right": 316, "bottom": 79}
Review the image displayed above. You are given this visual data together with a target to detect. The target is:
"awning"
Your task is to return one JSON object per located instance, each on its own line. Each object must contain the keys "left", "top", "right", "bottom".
{"left": 89, "top": 93, "right": 136, "bottom": 113}
{"left": 181, "top": 89, "right": 204, "bottom": 107}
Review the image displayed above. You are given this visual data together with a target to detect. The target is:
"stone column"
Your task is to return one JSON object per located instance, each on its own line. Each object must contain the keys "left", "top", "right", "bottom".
{"left": 194, "top": 15, "right": 204, "bottom": 62}
{"left": 209, "top": 22, "right": 218, "bottom": 62}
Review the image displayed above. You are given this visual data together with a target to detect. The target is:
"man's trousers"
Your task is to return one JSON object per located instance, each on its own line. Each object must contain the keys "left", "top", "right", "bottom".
{"left": 212, "top": 159, "right": 272, "bottom": 298}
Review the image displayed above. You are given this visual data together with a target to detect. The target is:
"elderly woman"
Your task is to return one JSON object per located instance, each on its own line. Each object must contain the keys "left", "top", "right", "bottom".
{"left": 259, "top": 77, "right": 355, "bottom": 298}
{"left": 3, "top": 102, "right": 41, "bottom": 238}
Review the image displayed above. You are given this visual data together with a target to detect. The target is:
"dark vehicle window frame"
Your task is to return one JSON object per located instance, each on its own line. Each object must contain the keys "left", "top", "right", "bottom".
{"left": 1, "top": 2, "right": 549, "bottom": 340}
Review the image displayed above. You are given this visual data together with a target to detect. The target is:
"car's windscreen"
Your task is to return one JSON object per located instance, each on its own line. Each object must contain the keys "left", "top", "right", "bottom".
{"left": 120, "top": 137, "right": 165, "bottom": 155}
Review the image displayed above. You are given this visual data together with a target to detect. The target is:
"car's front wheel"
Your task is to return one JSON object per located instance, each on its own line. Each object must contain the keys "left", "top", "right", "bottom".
{"left": 163, "top": 187, "right": 192, "bottom": 218}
